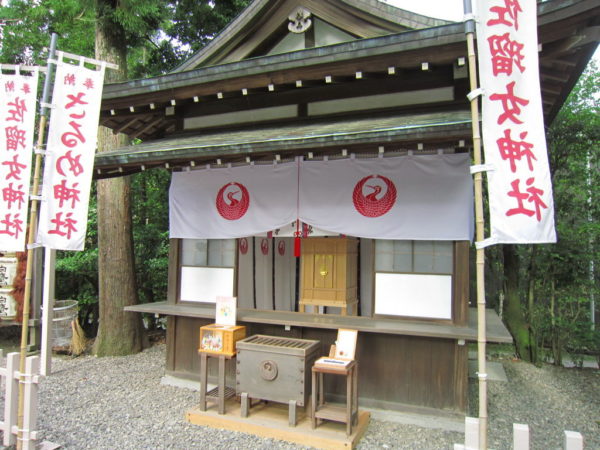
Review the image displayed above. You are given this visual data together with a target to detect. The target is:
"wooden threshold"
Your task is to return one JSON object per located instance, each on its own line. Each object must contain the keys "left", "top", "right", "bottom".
{"left": 186, "top": 399, "right": 370, "bottom": 450}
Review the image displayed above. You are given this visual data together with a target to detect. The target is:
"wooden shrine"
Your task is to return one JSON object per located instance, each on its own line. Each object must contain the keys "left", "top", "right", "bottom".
{"left": 99, "top": 0, "right": 596, "bottom": 422}
{"left": 299, "top": 238, "right": 358, "bottom": 315}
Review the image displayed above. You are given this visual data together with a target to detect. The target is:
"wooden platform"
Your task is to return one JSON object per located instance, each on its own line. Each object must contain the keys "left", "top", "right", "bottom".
{"left": 186, "top": 398, "right": 370, "bottom": 449}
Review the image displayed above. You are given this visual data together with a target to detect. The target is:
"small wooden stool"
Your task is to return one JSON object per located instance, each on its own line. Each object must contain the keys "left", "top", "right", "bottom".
{"left": 199, "top": 352, "right": 235, "bottom": 415}
{"left": 311, "top": 360, "right": 358, "bottom": 436}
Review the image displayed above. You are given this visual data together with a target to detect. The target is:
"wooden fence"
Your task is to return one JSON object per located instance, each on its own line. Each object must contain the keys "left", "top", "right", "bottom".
{"left": 0, "top": 351, "right": 40, "bottom": 450}
{"left": 454, "top": 417, "right": 585, "bottom": 450}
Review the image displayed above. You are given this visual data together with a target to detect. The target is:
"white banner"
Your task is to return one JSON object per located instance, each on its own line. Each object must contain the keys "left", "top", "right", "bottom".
{"left": 476, "top": 0, "right": 556, "bottom": 244}
{"left": 170, "top": 162, "right": 298, "bottom": 239}
{"left": 0, "top": 70, "right": 39, "bottom": 252}
{"left": 299, "top": 154, "right": 473, "bottom": 240}
{"left": 38, "top": 58, "right": 106, "bottom": 250}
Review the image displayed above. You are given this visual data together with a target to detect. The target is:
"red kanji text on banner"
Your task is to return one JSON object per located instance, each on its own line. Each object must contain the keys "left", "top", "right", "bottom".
{"left": 476, "top": 0, "right": 556, "bottom": 244}
{"left": 0, "top": 70, "right": 39, "bottom": 252}
{"left": 38, "top": 57, "right": 106, "bottom": 250}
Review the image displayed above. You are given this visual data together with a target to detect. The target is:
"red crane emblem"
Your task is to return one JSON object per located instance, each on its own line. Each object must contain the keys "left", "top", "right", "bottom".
{"left": 278, "top": 240, "right": 286, "bottom": 256}
{"left": 352, "top": 175, "right": 397, "bottom": 218}
{"left": 239, "top": 238, "right": 249, "bottom": 255}
{"left": 260, "top": 238, "right": 269, "bottom": 255}
{"left": 216, "top": 182, "right": 250, "bottom": 220}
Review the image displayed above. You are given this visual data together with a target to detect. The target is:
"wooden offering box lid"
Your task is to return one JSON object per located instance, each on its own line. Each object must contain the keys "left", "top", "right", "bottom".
{"left": 236, "top": 335, "right": 320, "bottom": 357}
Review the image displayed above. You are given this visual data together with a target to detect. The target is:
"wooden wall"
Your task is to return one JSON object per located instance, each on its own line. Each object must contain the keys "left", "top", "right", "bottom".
{"left": 167, "top": 316, "right": 468, "bottom": 413}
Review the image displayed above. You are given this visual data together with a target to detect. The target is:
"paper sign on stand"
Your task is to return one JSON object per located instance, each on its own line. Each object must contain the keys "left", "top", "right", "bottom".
{"left": 215, "top": 295, "right": 237, "bottom": 326}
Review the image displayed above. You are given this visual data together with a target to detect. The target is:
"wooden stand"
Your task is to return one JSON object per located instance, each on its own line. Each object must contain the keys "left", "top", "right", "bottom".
{"left": 299, "top": 299, "right": 358, "bottom": 316}
{"left": 311, "top": 360, "right": 358, "bottom": 436}
{"left": 199, "top": 352, "right": 235, "bottom": 415}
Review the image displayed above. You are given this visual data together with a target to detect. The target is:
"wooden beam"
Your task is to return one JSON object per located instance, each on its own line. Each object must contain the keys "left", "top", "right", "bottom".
{"left": 101, "top": 40, "right": 467, "bottom": 111}
{"left": 156, "top": 68, "right": 454, "bottom": 116}
{"left": 113, "top": 117, "right": 140, "bottom": 135}
{"left": 541, "top": 58, "right": 577, "bottom": 68}
{"left": 131, "top": 117, "right": 165, "bottom": 139}
{"left": 540, "top": 71, "right": 569, "bottom": 83}
{"left": 541, "top": 85, "right": 562, "bottom": 96}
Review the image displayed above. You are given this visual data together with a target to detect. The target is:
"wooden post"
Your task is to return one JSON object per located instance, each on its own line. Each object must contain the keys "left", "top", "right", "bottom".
{"left": 564, "top": 431, "right": 583, "bottom": 450}
{"left": 4, "top": 353, "right": 19, "bottom": 447}
{"left": 464, "top": 417, "right": 480, "bottom": 449}
{"left": 464, "top": 0, "right": 488, "bottom": 447}
{"left": 21, "top": 356, "right": 40, "bottom": 450}
{"left": 16, "top": 33, "right": 58, "bottom": 450}
{"left": 513, "top": 423, "right": 530, "bottom": 450}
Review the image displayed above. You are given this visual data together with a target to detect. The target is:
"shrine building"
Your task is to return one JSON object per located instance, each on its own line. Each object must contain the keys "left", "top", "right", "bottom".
{"left": 94, "top": 0, "right": 599, "bottom": 417}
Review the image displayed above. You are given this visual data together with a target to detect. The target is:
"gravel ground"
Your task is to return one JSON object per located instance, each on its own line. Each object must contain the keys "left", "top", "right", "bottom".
{"left": 8, "top": 343, "right": 598, "bottom": 449}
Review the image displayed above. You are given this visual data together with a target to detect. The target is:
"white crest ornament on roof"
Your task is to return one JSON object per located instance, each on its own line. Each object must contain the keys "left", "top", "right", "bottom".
{"left": 288, "top": 7, "right": 312, "bottom": 33}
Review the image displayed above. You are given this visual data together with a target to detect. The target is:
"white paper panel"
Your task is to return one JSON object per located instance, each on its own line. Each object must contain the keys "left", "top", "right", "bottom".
{"left": 180, "top": 266, "right": 234, "bottom": 303}
{"left": 374, "top": 273, "right": 452, "bottom": 319}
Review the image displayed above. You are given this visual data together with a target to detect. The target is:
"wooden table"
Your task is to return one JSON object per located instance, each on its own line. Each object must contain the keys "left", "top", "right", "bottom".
{"left": 199, "top": 352, "right": 235, "bottom": 415}
{"left": 311, "top": 360, "right": 358, "bottom": 436}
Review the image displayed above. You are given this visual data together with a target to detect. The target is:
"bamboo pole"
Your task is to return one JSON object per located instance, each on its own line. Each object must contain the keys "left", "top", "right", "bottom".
{"left": 463, "top": 1, "right": 488, "bottom": 448}
{"left": 16, "top": 33, "right": 58, "bottom": 450}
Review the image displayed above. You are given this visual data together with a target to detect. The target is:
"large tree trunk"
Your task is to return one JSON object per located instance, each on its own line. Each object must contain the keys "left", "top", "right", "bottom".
{"left": 93, "top": 4, "right": 144, "bottom": 356}
{"left": 503, "top": 244, "right": 532, "bottom": 361}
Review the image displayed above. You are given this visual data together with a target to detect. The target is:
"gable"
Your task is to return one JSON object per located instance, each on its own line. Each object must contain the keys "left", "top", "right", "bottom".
{"left": 175, "top": 0, "right": 451, "bottom": 71}
{"left": 265, "top": 17, "right": 357, "bottom": 56}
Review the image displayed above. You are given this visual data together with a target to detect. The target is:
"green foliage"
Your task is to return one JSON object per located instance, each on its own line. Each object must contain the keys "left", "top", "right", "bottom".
{"left": 533, "top": 294, "right": 599, "bottom": 366}
{"left": 131, "top": 169, "right": 171, "bottom": 304}
{"left": 0, "top": 0, "right": 95, "bottom": 64}
{"left": 517, "top": 62, "right": 599, "bottom": 364}
{"left": 128, "top": 0, "right": 251, "bottom": 78}
{"left": 167, "top": 0, "right": 250, "bottom": 53}
{"left": 1, "top": 0, "right": 252, "bottom": 77}
{"left": 95, "top": 0, "right": 168, "bottom": 57}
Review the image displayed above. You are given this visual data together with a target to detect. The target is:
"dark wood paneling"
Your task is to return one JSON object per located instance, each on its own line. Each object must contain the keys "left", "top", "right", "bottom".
{"left": 454, "top": 342, "right": 469, "bottom": 412}
{"left": 167, "top": 317, "right": 467, "bottom": 413}
{"left": 167, "top": 239, "right": 180, "bottom": 305}
{"left": 453, "top": 241, "right": 470, "bottom": 326}
{"left": 166, "top": 316, "right": 177, "bottom": 372}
